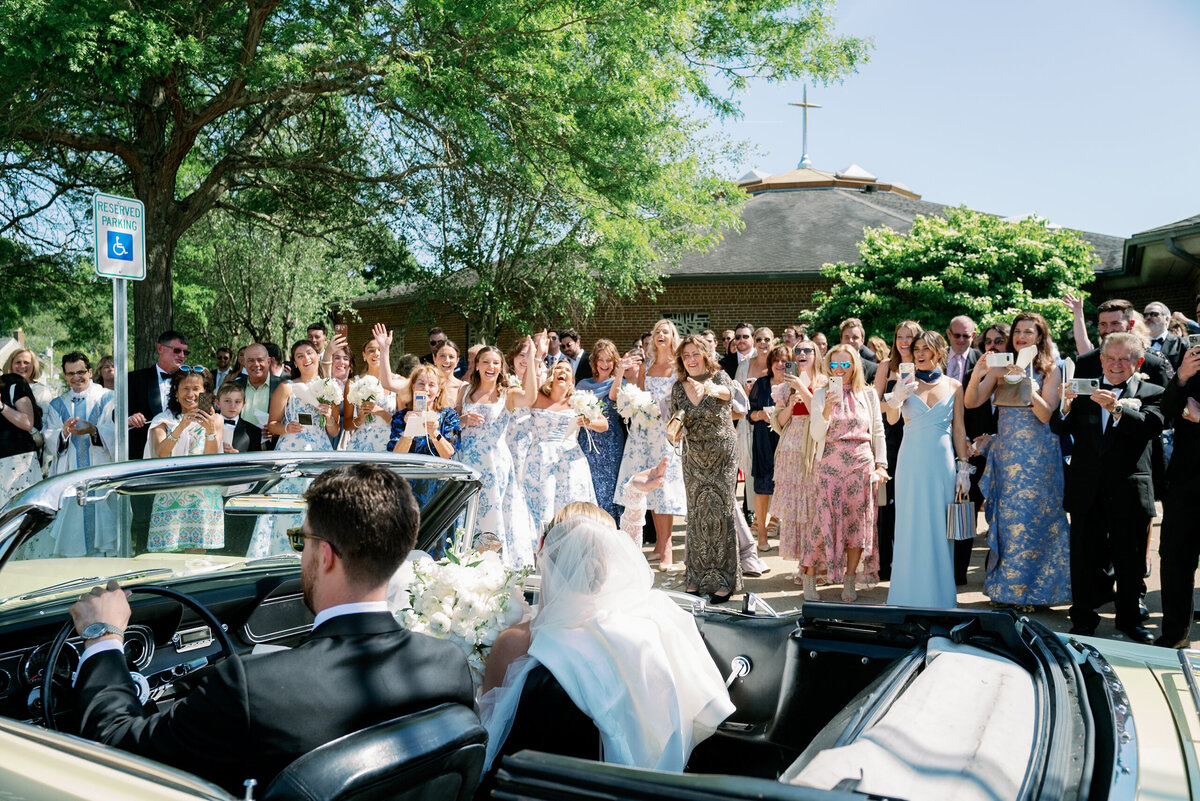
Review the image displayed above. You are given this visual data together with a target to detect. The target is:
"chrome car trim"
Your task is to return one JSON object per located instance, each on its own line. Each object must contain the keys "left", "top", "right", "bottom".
{"left": 1076, "top": 640, "right": 1139, "bottom": 801}
{"left": 1178, "top": 649, "right": 1200, "bottom": 719}
{"left": 242, "top": 592, "right": 314, "bottom": 644}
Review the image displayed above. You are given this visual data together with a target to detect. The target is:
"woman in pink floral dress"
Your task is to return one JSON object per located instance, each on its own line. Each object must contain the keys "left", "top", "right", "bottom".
{"left": 806, "top": 345, "right": 889, "bottom": 601}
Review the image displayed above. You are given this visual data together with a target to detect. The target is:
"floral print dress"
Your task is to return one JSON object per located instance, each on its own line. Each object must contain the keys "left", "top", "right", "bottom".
{"left": 522, "top": 407, "right": 597, "bottom": 530}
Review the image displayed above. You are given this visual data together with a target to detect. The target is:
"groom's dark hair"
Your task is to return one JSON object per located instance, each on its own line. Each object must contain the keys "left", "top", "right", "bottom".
{"left": 304, "top": 463, "right": 419, "bottom": 587}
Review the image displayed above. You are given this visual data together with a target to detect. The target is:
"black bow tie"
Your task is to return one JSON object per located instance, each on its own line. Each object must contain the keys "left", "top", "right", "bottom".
{"left": 224, "top": 418, "right": 238, "bottom": 426}
{"left": 1151, "top": 337, "right": 1163, "bottom": 345}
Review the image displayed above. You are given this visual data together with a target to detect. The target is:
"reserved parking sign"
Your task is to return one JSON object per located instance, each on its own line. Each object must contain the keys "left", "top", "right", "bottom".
{"left": 93, "top": 192, "right": 146, "bottom": 280}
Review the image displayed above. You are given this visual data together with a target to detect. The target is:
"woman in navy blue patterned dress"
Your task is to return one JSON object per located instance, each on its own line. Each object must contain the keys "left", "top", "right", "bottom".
{"left": 574, "top": 339, "right": 628, "bottom": 520}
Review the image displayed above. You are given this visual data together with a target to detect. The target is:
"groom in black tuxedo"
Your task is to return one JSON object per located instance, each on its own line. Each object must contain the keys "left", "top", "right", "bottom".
{"left": 1051, "top": 333, "right": 1164, "bottom": 643}
{"left": 70, "top": 464, "right": 474, "bottom": 795}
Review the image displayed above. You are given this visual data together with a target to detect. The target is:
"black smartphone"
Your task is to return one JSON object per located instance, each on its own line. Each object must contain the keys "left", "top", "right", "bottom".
{"left": 296, "top": 412, "right": 315, "bottom": 426}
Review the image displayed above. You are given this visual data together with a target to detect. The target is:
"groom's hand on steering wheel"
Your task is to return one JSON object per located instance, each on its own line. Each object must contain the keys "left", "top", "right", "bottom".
{"left": 70, "top": 580, "right": 131, "bottom": 645}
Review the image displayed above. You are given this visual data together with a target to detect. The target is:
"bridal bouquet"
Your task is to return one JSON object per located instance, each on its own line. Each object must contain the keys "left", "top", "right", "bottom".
{"left": 346, "top": 374, "right": 383, "bottom": 423}
{"left": 307, "top": 377, "right": 344, "bottom": 427}
{"left": 616, "top": 383, "right": 658, "bottom": 434}
{"left": 569, "top": 390, "right": 604, "bottom": 425}
{"left": 389, "top": 539, "right": 531, "bottom": 689}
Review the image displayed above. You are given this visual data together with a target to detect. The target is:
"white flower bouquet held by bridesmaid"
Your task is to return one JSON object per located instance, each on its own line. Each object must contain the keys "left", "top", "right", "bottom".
{"left": 346, "top": 374, "right": 383, "bottom": 422}
{"left": 306, "top": 377, "right": 344, "bottom": 427}
{"left": 615, "top": 383, "right": 658, "bottom": 433}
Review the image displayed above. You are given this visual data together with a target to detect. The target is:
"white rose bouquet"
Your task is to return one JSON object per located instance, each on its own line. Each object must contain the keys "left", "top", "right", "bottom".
{"left": 616, "top": 383, "right": 658, "bottom": 434}
{"left": 346, "top": 374, "right": 383, "bottom": 423}
{"left": 569, "top": 390, "right": 604, "bottom": 425}
{"left": 388, "top": 534, "right": 531, "bottom": 690}
{"left": 307, "top": 377, "right": 344, "bottom": 428}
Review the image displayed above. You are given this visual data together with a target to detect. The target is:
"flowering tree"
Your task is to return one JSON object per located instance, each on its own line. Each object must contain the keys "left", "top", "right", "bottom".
{"left": 802, "top": 207, "right": 1097, "bottom": 343}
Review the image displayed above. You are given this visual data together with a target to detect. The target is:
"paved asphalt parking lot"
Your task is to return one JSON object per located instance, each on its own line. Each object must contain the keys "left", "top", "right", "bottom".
{"left": 649, "top": 495, "right": 1194, "bottom": 649}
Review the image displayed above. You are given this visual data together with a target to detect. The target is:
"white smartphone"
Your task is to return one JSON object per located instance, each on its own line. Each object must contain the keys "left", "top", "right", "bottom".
{"left": 986, "top": 352, "right": 1014, "bottom": 368}
{"left": 413, "top": 393, "right": 428, "bottom": 414}
{"left": 898, "top": 362, "right": 915, "bottom": 379}
{"left": 828, "top": 375, "right": 843, "bottom": 396}
{"left": 1068, "top": 378, "right": 1100, "bottom": 396}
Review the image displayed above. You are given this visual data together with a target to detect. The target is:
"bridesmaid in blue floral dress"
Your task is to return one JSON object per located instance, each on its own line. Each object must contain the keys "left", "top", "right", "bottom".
{"left": 615, "top": 319, "right": 687, "bottom": 568}
{"left": 342, "top": 337, "right": 396, "bottom": 452}
{"left": 523, "top": 361, "right": 606, "bottom": 529}
{"left": 457, "top": 342, "right": 541, "bottom": 566}
{"left": 965, "top": 312, "right": 1070, "bottom": 609}
{"left": 249, "top": 341, "right": 341, "bottom": 557}
{"left": 884, "top": 333, "right": 971, "bottom": 609}
{"left": 574, "top": 339, "right": 628, "bottom": 519}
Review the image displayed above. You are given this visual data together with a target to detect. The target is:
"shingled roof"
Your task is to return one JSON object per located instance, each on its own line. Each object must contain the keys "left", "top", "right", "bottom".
{"left": 668, "top": 166, "right": 1124, "bottom": 279}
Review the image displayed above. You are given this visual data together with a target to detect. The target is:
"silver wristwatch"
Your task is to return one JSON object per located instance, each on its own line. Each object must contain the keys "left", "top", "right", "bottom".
{"left": 80, "top": 622, "right": 124, "bottom": 640}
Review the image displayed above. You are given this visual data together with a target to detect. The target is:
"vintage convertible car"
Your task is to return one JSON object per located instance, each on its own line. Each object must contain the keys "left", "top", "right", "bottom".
{"left": 0, "top": 452, "right": 1197, "bottom": 800}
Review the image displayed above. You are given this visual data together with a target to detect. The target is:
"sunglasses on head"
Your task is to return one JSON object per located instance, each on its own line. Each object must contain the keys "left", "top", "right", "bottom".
{"left": 177, "top": 365, "right": 206, "bottom": 374}
{"left": 286, "top": 526, "right": 341, "bottom": 556}
{"left": 829, "top": 360, "right": 852, "bottom": 370}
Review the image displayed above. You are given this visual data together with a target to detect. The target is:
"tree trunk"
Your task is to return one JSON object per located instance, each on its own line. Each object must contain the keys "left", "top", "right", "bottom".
{"left": 132, "top": 220, "right": 178, "bottom": 368}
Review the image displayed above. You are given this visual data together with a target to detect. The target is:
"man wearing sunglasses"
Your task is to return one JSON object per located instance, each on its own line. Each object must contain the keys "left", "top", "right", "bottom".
{"left": 69, "top": 463, "right": 474, "bottom": 795}
{"left": 719, "top": 322, "right": 755, "bottom": 380}
{"left": 126, "top": 330, "right": 189, "bottom": 460}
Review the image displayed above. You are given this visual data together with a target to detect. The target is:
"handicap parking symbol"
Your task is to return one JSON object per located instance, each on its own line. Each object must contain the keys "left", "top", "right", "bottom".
{"left": 107, "top": 231, "right": 134, "bottom": 261}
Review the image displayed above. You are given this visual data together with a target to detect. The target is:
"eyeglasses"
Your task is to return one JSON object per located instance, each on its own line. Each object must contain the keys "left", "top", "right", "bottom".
{"left": 794, "top": 347, "right": 815, "bottom": 356}
{"left": 755, "top": 337, "right": 771, "bottom": 343}
{"left": 983, "top": 337, "right": 1006, "bottom": 346}
{"left": 287, "top": 526, "right": 341, "bottom": 556}
{"left": 64, "top": 369, "right": 90, "bottom": 377}
{"left": 949, "top": 333, "right": 973, "bottom": 339}
{"left": 829, "top": 360, "right": 852, "bottom": 370}
{"left": 167, "top": 346, "right": 189, "bottom": 356}
{"left": 429, "top": 339, "right": 446, "bottom": 347}
{"left": 722, "top": 336, "right": 733, "bottom": 342}
{"left": 1143, "top": 311, "right": 1162, "bottom": 318}
{"left": 734, "top": 334, "right": 751, "bottom": 340}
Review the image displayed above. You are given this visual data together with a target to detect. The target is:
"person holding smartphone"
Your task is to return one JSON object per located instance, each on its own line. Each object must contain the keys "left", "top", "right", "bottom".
{"left": 389, "top": 364, "right": 460, "bottom": 459}
{"left": 747, "top": 344, "right": 789, "bottom": 550}
{"left": 808, "top": 345, "right": 888, "bottom": 601}
{"left": 265, "top": 341, "right": 341, "bottom": 450}
{"left": 145, "top": 366, "right": 224, "bottom": 552}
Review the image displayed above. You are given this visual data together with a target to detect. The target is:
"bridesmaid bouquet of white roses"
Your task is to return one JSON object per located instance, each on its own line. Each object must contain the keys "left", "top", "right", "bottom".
{"left": 387, "top": 533, "right": 531, "bottom": 690}
{"left": 346, "top": 374, "right": 383, "bottom": 423}
{"left": 615, "top": 383, "right": 658, "bottom": 434}
{"left": 307, "top": 377, "right": 344, "bottom": 428}
{"left": 568, "top": 390, "right": 604, "bottom": 425}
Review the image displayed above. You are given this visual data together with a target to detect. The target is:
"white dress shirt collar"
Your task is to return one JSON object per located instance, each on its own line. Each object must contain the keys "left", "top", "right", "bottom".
{"left": 312, "top": 600, "right": 390, "bottom": 630}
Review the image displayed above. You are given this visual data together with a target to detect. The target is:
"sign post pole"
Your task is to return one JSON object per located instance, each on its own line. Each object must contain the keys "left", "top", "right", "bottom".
{"left": 112, "top": 278, "right": 129, "bottom": 463}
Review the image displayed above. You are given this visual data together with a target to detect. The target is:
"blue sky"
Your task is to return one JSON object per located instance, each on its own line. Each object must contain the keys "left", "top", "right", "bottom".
{"left": 716, "top": 0, "right": 1199, "bottom": 238}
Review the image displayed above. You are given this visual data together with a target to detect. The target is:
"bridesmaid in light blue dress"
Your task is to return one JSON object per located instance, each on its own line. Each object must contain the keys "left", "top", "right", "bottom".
{"left": 523, "top": 361, "right": 605, "bottom": 530}
{"left": 884, "top": 333, "right": 971, "bottom": 608}
{"left": 457, "top": 343, "right": 541, "bottom": 566}
{"left": 342, "top": 337, "right": 396, "bottom": 452}
{"left": 574, "top": 340, "right": 628, "bottom": 520}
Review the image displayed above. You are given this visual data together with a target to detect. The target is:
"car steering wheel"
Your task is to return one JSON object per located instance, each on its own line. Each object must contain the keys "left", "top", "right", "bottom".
{"left": 41, "top": 584, "right": 236, "bottom": 731}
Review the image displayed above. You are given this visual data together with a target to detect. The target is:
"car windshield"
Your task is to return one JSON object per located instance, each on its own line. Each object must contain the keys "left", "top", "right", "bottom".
{"left": 0, "top": 456, "right": 475, "bottom": 612}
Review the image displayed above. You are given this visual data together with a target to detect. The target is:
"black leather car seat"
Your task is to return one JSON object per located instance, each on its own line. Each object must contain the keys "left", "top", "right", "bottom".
{"left": 261, "top": 702, "right": 486, "bottom": 801}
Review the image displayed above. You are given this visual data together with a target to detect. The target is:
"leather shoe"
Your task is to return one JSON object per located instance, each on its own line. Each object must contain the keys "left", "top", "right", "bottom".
{"left": 1116, "top": 625, "right": 1155, "bottom": 645}
{"left": 1068, "top": 625, "right": 1096, "bottom": 637}
{"left": 1154, "top": 635, "right": 1191, "bottom": 650}
{"left": 709, "top": 591, "right": 732, "bottom": 605}
{"left": 1139, "top": 601, "right": 1151, "bottom": 622}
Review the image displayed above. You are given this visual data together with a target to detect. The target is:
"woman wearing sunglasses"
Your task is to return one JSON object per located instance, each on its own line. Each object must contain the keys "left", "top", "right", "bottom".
{"left": 871, "top": 320, "right": 923, "bottom": 581}
{"left": 145, "top": 367, "right": 224, "bottom": 552}
{"left": 733, "top": 327, "right": 773, "bottom": 530}
{"left": 772, "top": 340, "right": 825, "bottom": 598}
{"left": 883, "top": 332, "right": 971, "bottom": 609}
{"left": 808, "top": 345, "right": 888, "bottom": 601}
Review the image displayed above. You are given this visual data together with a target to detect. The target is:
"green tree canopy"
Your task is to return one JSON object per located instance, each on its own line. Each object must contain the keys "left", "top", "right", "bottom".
{"left": 803, "top": 207, "right": 1098, "bottom": 347}
{"left": 0, "top": 0, "right": 869, "bottom": 366}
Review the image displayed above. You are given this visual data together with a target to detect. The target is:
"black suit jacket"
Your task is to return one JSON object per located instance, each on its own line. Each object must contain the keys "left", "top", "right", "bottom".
{"left": 222, "top": 417, "right": 261, "bottom": 453}
{"left": 76, "top": 612, "right": 475, "bottom": 796}
{"left": 571, "top": 351, "right": 593, "bottom": 382}
{"left": 1153, "top": 334, "right": 1186, "bottom": 371}
{"left": 1074, "top": 347, "right": 1174, "bottom": 388}
{"left": 1050, "top": 378, "right": 1164, "bottom": 519}
{"left": 1163, "top": 376, "right": 1200, "bottom": 489}
{"left": 127, "top": 366, "right": 170, "bottom": 459}
{"left": 720, "top": 351, "right": 748, "bottom": 381}
{"left": 232, "top": 374, "right": 283, "bottom": 451}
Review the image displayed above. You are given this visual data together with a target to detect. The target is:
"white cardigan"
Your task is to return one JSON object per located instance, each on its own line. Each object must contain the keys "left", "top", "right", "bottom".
{"left": 809, "top": 385, "right": 887, "bottom": 468}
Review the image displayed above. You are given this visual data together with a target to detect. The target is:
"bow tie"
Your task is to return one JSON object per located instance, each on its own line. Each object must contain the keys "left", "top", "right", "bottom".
{"left": 223, "top": 418, "right": 238, "bottom": 426}
{"left": 1151, "top": 337, "right": 1163, "bottom": 345}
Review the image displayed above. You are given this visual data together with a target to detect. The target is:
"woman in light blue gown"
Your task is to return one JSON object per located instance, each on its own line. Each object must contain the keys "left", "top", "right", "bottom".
{"left": 885, "top": 332, "right": 971, "bottom": 609}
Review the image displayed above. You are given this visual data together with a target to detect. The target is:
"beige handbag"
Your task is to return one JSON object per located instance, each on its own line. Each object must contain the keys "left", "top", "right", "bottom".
{"left": 992, "top": 369, "right": 1034, "bottom": 407}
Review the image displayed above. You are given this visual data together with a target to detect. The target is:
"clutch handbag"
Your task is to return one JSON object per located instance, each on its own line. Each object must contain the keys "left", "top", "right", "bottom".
{"left": 992, "top": 371, "right": 1033, "bottom": 407}
{"left": 665, "top": 410, "right": 686, "bottom": 442}
{"left": 946, "top": 489, "right": 975, "bottom": 541}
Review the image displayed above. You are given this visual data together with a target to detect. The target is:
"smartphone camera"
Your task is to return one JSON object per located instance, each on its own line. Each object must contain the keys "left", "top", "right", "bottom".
{"left": 1188, "top": 334, "right": 1200, "bottom": 350}
{"left": 1068, "top": 378, "right": 1100, "bottom": 396}
{"left": 296, "top": 412, "right": 315, "bottom": 426}
{"left": 784, "top": 361, "right": 798, "bottom": 376}
{"left": 986, "top": 352, "right": 1014, "bottom": 368}
{"left": 413, "top": 393, "right": 428, "bottom": 414}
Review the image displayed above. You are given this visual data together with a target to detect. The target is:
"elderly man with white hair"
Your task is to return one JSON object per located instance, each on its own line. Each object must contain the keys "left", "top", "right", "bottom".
{"left": 944, "top": 315, "right": 981, "bottom": 384}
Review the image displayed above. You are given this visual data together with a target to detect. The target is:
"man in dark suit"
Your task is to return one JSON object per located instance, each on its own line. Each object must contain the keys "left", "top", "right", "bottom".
{"left": 837, "top": 318, "right": 877, "bottom": 384}
{"left": 1154, "top": 342, "right": 1200, "bottom": 648}
{"left": 1051, "top": 333, "right": 1165, "bottom": 643}
{"left": 126, "top": 330, "right": 189, "bottom": 459}
{"left": 233, "top": 344, "right": 283, "bottom": 451}
{"left": 69, "top": 463, "right": 475, "bottom": 796}
{"left": 1144, "top": 302, "right": 1186, "bottom": 370}
{"left": 956, "top": 321, "right": 998, "bottom": 585}
{"left": 558, "top": 329, "right": 592, "bottom": 382}
{"left": 944, "top": 316, "right": 981, "bottom": 385}
{"left": 719, "top": 322, "right": 755, "bottom": 380}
